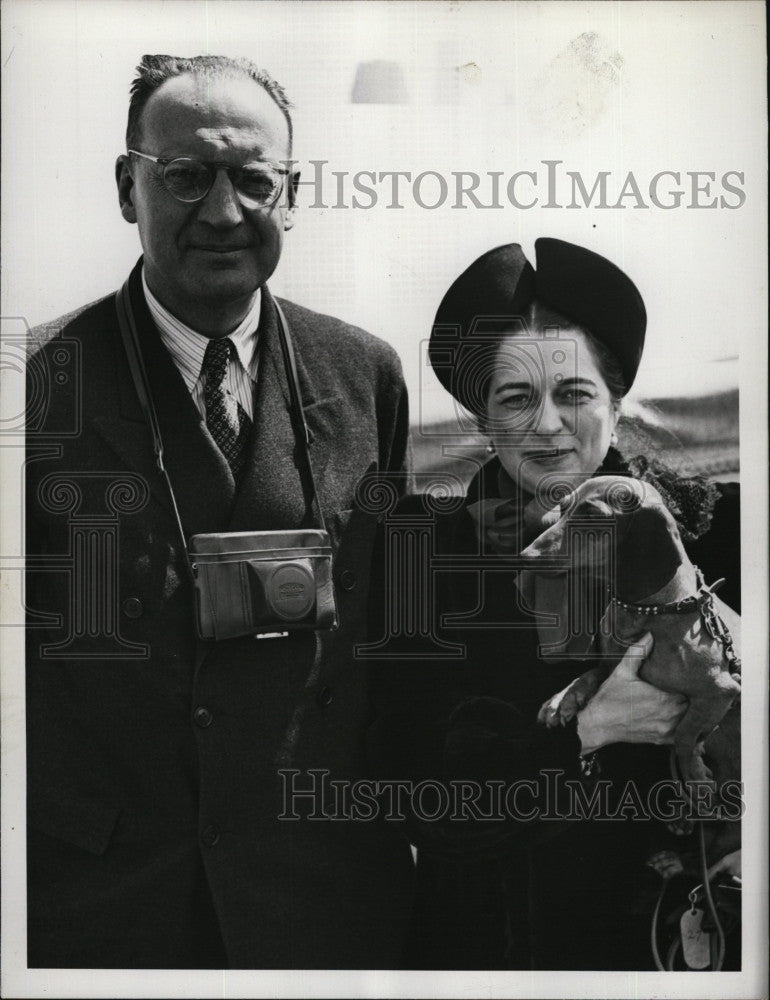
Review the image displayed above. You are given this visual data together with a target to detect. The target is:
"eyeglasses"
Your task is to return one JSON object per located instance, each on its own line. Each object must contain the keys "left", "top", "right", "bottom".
{"left": 128, "top": 150, "right": 290, "bottom": 206}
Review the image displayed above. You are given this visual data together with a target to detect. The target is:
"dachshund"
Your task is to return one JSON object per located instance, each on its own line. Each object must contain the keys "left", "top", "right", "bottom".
{"left": 516, "top": 475, "right": 741, "bottom": 795}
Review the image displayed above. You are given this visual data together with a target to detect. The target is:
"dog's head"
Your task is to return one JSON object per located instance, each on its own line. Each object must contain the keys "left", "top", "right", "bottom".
{"left": 519, "top": 475, "right": 686, "bottom": 606}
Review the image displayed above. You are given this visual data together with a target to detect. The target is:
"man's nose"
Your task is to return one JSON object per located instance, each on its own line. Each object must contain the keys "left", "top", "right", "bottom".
{"left": 196, "top": 168, "right": 244, "bottom": 227}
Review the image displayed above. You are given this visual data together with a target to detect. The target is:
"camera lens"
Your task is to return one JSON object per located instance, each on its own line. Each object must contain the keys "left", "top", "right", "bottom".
{"left": 265, "top": 562, "right": 316, "bottom": 621}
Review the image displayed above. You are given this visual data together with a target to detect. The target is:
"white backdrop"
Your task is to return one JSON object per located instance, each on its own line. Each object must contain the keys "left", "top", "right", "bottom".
{"left": 1, "top": 3, "right": 767, "bottom": 998}
{"left": 2, "top": 0, "right": 766, "bottom": 421}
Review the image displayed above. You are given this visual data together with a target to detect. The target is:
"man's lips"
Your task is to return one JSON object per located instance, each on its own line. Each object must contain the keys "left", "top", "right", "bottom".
{"left": 189, "top": 244, "right": 252, "bottom": 252}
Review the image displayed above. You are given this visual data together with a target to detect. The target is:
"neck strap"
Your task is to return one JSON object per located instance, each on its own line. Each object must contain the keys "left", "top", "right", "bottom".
{"left": 114, "top": 280, "right": 328, "bottom": 556}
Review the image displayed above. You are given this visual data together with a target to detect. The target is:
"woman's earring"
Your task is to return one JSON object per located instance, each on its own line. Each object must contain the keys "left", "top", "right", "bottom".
{"left": 486, "top": 442, "right": 496, "bottom": 454}
{"left": 610, "top": 431, "right": 619, "bottom": 446}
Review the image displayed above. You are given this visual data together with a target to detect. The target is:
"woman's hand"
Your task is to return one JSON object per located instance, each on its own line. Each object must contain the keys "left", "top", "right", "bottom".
{"left": 576, "top": 633, "right": 688, "bottom": 755}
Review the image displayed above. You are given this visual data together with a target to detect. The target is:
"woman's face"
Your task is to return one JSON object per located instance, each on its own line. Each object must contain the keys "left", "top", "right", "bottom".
{"left": 485, "top": 328, "right": 620, "bottom": 497}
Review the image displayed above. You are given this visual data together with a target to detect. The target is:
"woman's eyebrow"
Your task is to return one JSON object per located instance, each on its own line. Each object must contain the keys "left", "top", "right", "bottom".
{"left": 494, "top": 381, "right": 533, "bottom": 394}
{"left": 493, "top": 376, "right": 598, "bottom": 395}
{"left": 559, "top": 377, "right": 597, "bottom": 387}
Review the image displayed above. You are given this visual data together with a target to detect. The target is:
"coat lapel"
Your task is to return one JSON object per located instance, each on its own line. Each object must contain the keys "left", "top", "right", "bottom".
{"left": 228, "top": 289, "right": 330, "bottom": 532}
{"left": 92, "top": 266, "right": 332, "bottom": 537}
{"left": 92, "top": 260, "right": 236, "bottom": 536}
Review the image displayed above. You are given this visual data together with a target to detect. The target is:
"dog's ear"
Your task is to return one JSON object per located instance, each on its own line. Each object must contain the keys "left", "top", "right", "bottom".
{"left": 615, "top": 503, "right": 684, "bottom": 603}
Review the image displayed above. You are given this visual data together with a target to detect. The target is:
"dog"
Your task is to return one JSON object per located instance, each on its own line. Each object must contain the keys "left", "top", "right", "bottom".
{"left": 516, "top": 475, "right": 741, "bottom": 800}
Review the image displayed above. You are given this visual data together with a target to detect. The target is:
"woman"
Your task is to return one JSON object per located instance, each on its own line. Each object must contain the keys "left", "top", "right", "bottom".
{"left": 366, "top": 239, "right": 740, "bottom": 970}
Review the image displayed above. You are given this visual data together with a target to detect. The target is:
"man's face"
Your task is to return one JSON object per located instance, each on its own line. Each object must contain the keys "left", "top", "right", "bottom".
{"left": 116, "top": 72, "right": 296, "bottom": 329}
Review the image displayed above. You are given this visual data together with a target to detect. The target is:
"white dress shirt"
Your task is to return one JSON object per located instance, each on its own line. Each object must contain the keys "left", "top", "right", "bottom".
{"left": 142, "top": 269, "right": 261, "bottom": 421}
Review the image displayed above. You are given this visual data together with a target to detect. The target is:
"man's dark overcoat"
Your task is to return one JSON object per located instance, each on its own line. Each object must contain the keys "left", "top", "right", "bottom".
{"left": 25, "top": 259, "right": 414, "bottom": 968}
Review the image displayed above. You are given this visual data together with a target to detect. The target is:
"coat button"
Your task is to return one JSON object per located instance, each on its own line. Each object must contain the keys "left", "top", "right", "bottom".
{"left": 317, "top": 685, "right": 333, "bottom": 708}
{"left": 193, "top": 706, "right": 213, "bottom": 728}
{"left": 201, "top": 824, "right": 220, "bottom": 848}
{"left": 339, "top": 570, "right": 356, "bottom": 592}
{"left": 122, "top": 597, "right": 143, "bottom": 619}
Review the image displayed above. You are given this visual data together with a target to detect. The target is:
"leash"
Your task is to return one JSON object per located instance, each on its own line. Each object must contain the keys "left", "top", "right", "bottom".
{"left": 650, "top": 766, "right": 729, "bottom": 970}
{"left": 588, "top": 566, "right": 739, "bottom": 967}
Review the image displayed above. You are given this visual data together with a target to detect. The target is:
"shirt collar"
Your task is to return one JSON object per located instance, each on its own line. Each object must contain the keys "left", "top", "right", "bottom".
{"left": 141, "top": 268, "right": 261, "bottom": 390}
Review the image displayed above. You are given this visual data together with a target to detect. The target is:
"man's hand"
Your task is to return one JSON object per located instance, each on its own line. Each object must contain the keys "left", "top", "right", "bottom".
{"left": 576, "top": 633, "right": 688, "bottom": 755}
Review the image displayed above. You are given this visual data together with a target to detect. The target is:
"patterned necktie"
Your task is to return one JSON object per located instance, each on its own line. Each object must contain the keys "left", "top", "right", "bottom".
{"left": 201, "top": 337, "right": 253, "bottom": 478}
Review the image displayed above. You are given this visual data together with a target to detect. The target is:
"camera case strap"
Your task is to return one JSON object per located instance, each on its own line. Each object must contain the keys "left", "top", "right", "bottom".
{"left": 115, "top": 279, "right": 338, "bottom": 640}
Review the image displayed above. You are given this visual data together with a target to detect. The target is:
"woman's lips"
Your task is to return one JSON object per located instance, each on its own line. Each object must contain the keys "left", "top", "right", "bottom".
{"left": 522, "top": 447, "right": 576, "bottom": 464}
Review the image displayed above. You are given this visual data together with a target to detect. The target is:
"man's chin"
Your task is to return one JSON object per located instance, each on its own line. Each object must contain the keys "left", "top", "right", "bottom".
{"left": 189, "top": 266, "right": 265, "bottom": 302}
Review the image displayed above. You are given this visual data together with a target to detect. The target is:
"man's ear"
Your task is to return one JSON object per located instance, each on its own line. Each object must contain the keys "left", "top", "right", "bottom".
{"left": 116, "top": 155, "right": 137, "bottom": 224}
{"left": 282, "top": 170, "right": 300, "bottom": 232}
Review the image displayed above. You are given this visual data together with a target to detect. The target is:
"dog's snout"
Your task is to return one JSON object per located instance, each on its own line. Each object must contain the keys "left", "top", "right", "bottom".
{"left": 521, "top": 524, "right": 567, "bottom": 560}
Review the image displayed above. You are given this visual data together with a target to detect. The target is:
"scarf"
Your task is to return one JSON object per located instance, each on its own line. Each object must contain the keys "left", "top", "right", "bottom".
{"left": 465, "top": 450, "right": 631, "bottom": 657}
{"left": 466, "top": 447, "right": 631, "bottom": 555}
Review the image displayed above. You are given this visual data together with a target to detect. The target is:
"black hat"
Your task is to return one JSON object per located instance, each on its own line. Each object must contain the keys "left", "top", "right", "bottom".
{"left": 430, "top": 238, "right": 646, "bottom": 413}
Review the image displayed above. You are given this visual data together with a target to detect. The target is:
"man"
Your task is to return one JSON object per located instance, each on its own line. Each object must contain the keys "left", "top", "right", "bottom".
{"left": 25, "top": 54, "right": 412, "bottom": 969}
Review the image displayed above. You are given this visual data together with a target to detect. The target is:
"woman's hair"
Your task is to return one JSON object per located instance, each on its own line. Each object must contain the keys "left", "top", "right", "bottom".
{"left": 523, "top": 300, "right": 627, "bottom": 405}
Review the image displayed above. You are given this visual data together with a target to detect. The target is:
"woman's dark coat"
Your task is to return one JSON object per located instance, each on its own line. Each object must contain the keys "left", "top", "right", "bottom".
{"left": 366, "top": 455, "right": 740, "bottom": 970}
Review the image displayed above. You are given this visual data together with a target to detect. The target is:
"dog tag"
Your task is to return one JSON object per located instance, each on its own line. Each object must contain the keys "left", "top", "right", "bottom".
{"left": 680, "top": 907, "right": 711, "bottom": 969}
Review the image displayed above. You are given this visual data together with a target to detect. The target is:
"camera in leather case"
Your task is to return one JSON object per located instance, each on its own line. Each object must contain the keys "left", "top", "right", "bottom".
{"left": 190, "top": 529, "right": 338, "bottom": 640}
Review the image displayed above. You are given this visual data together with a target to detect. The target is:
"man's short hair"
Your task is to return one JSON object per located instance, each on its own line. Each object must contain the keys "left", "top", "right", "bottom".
{"left": 126, "top": 53, "right": 294, "bottom": 155}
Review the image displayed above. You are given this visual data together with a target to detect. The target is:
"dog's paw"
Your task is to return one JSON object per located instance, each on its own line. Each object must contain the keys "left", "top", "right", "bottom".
{"left": 537, "top": 691, "right": 564, "bottom": 727}
{"left": 646, "top": 849, "right": 685, "bottom": 880}
{"left": 537, "top": 685, "right": 586, "bottom": 728}
{"left": 667, "top": 817, "right": 696, "bottom": 837}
